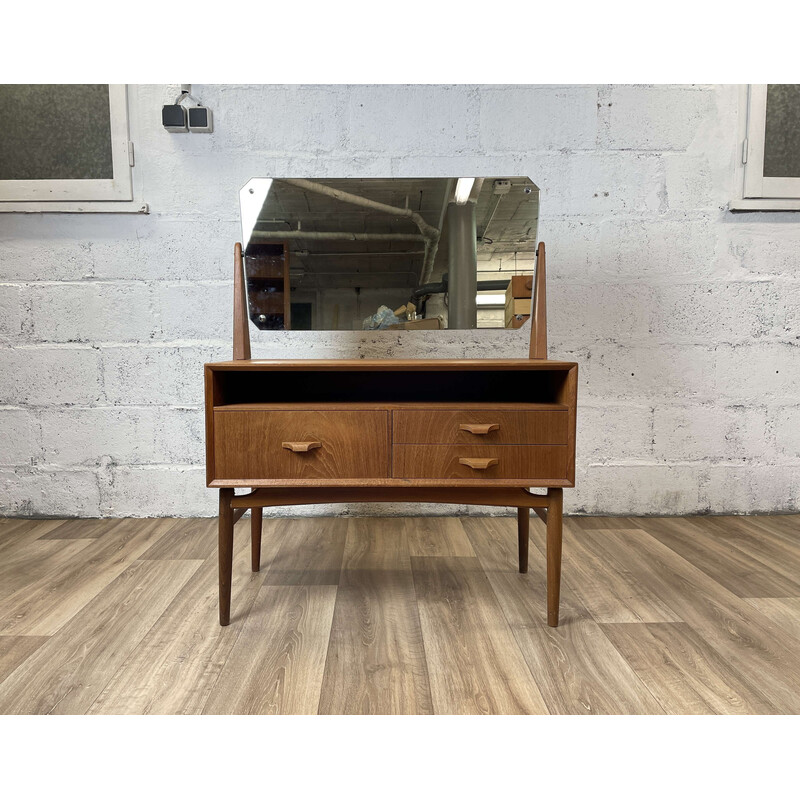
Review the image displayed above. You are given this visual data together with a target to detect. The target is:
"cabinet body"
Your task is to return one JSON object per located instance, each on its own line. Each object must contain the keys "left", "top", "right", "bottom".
{"left": 205, "top": 359, "right": 577, "bottom": 490}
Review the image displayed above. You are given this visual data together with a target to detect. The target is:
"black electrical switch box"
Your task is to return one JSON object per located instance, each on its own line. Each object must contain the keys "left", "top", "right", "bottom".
{"left": 162, "top": 104, "right": 188, "bottom": 132}
{"left": 188, "top": 106, "right": 213, "bottom": 133}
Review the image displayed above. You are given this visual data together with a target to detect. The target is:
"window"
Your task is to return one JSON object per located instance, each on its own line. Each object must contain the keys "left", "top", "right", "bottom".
{"left": 0, "top": 84, "right": 143, "bottom": 212}
{"left": 733, "top": 84, "right": 800, "bottom": 211}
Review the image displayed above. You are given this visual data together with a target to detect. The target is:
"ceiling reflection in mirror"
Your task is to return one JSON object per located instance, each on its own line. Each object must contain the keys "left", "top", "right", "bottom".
{"left": 239, "top": 177, "right": 539, "bottom": 332}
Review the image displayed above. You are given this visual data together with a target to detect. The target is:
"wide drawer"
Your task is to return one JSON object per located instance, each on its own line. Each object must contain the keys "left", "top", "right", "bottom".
{"left": 213, "top": 410, "right": 389, "bottom": 479}
{"left": 392, "top": 409, "right": 568, "bottom": 445}
{"left": 393, "top": 444, "right": 568, "bottom": 480}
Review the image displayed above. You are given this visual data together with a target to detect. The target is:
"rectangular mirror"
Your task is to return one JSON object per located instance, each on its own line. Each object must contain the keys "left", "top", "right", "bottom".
{"left": 239, "top": 177, "right": 539, "bottom": 331}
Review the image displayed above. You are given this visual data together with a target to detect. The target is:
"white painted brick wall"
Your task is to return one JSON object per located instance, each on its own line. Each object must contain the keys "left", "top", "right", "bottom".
{"left": 1, "top": 83, "right": 798, "bottom": 518}
{"left": 1, "top": 346, "right": 103, "bottom": 406}
{"left": 0, "top": 467, "right": 102, "bottom": 517}
{"left": 480, "top": 86, "right": 598, "bottom": 151}
{"left": 599, "top": 85, "right": 720, "bottom": 152}
{"left": 0, "top": 409, "right": 37, "bottom": 466}
{"left": 774, "top": 406, "right": 800, "bottom": 459}
{"left": 37, "top": 406, "right": 205, "bottom": 467}
{"left": 349, "top": 85, "right": 478, "bottom": 154}
{"left": 28, "top": 282, "right": 159, "bottom": 343}
{"left": 0, "top": 285, "right": 22, "bottom": 342}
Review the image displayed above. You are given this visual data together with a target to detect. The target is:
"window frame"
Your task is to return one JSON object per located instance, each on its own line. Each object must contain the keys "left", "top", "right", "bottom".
{"left": 0, "top": 84, "right": 145, "bottom": 213}
{"left": 732, "top": 84, "right": 800, "bottom": 211}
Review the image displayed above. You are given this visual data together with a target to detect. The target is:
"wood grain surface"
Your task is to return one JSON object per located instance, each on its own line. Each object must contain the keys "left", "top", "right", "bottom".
{"left": 261, "top": 517, "right": 348, "bottom": 586}
{"left": 405, "top": 516, "right": 476, "bottom": 557}
{"left": 318, "top": 518, "right": 434, "bottom": 714}
{"left": 0, "top": 559, "right": 201, "bottom": 714}
{"left": 89, "top": 519, "right": 280, "bottom": 714}
{"left": 412, "top": 555, "right": 550, "bottom": 714}
{"left": 393, "top": 444, "right": 568, "bottom": 480}
{"left": 0, "top": 518, "right": 178, "bottom": 636}
{"left": 568, "top": 522, "right": 800, "bottom": 713}
{"left": 0, "top": 636, "right": 49, "bottom": 684}
{"left": 203, "top": 585, "right": 337, "bottom": 714}
{"left": 214, "top": 410, "right": 390, "bottom": 479}
{"left": 463, "top": 517, "right": 662, "bottom": 714}
{"left": 393, "top": 409, "right": 568, "bottom": 445}
{"left": 0, "top": 538, "right": 95, "bottom": 602}
{"left": 2, "top": 513, "right": 799, "bottom": 714}
{"left": 39, "top": 518, "right": 121, "bottom": 540}
{"left": 743, "top": 597, "right": 800, "bottom": 645}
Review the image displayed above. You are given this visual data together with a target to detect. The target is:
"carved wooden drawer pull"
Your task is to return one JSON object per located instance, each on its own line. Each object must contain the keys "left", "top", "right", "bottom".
{"left": 459, "top": 457, "right": 499, "bottom": 470}
{"left": 282, "top": 441, "right": 322, "bottom": 452}
{"left": 459, "top": 423, "right": 500, "bottom": 435}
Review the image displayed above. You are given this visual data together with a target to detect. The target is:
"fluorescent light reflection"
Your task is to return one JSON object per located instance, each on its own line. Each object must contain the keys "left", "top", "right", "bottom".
{"left": 454, "top": 177, "right": 475, "bottom": 204}
{"left": 476, "top": 293, "right": 506, "bottom": 306}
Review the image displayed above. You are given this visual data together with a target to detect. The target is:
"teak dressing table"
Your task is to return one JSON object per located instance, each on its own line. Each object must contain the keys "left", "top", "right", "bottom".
{"left": 205, "top": 242, "right": 577, "bottom": 627}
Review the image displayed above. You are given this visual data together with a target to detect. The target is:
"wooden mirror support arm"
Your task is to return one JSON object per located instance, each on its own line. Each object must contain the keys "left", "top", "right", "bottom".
{"left": 530, "top": 241, "right": 547, "bottom": 359}
{"left": 233, "top": 242, "right": 251, "bottom": 360}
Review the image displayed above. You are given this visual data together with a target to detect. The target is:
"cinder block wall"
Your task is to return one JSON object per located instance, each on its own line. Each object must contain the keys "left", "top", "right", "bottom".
{"left": 1, "top": 84, "right": 798, "bottom": 517}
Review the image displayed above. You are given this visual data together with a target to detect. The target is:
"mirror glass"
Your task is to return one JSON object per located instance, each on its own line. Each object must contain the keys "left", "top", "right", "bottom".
{"left": 239, "top": 177, "right": 539, "bottom": 331}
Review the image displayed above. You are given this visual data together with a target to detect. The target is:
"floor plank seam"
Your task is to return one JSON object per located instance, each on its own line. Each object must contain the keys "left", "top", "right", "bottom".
{"left": 315, "top": 585, "right": 341, "bottom": 716}
{"left": 406, "top": 537, "right": 435, "bottom": 716}
{"left": 316, "top": 517, "right": 346, "bottom": 717}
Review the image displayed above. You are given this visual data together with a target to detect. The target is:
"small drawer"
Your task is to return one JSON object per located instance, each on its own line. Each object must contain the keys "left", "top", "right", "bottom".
{"left": 393, "top": 444, "right": 568, "bottom": 480}
{"left": 214, "top": 410, "right": 389, "bottom": 479}
{"left": 392, "top": 409, "right": 568, "bottom": 445}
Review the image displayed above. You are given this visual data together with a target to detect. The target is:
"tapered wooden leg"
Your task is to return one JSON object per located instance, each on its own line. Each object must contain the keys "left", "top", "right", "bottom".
{"left": 218, "top": 488, "right": 235, "bottom": 626}
{"left": 546, "top": 488, "right": 563, "bottom": 627}
{"left": 250, "top": 506, "right": 263, "bottom": 572}
{"left": 517, "top": 507, "right": 529, "bottom": 573}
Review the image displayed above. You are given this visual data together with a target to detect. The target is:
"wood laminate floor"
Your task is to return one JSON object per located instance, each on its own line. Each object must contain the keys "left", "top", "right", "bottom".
{"left": 0, "top": 513, "right": 798, "bottom": 715}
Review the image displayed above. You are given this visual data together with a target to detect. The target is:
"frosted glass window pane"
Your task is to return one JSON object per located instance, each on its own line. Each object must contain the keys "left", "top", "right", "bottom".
{"left": 763, "top": 84, "right": 800, "bottom": 178}
{"left": 0, "top": 84, "right": 113, "bottom": 180}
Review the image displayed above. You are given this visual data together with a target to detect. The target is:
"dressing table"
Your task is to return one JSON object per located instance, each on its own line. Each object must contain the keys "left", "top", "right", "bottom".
{"left": 205, "top": 240, "right": 578, "bottom": 628}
